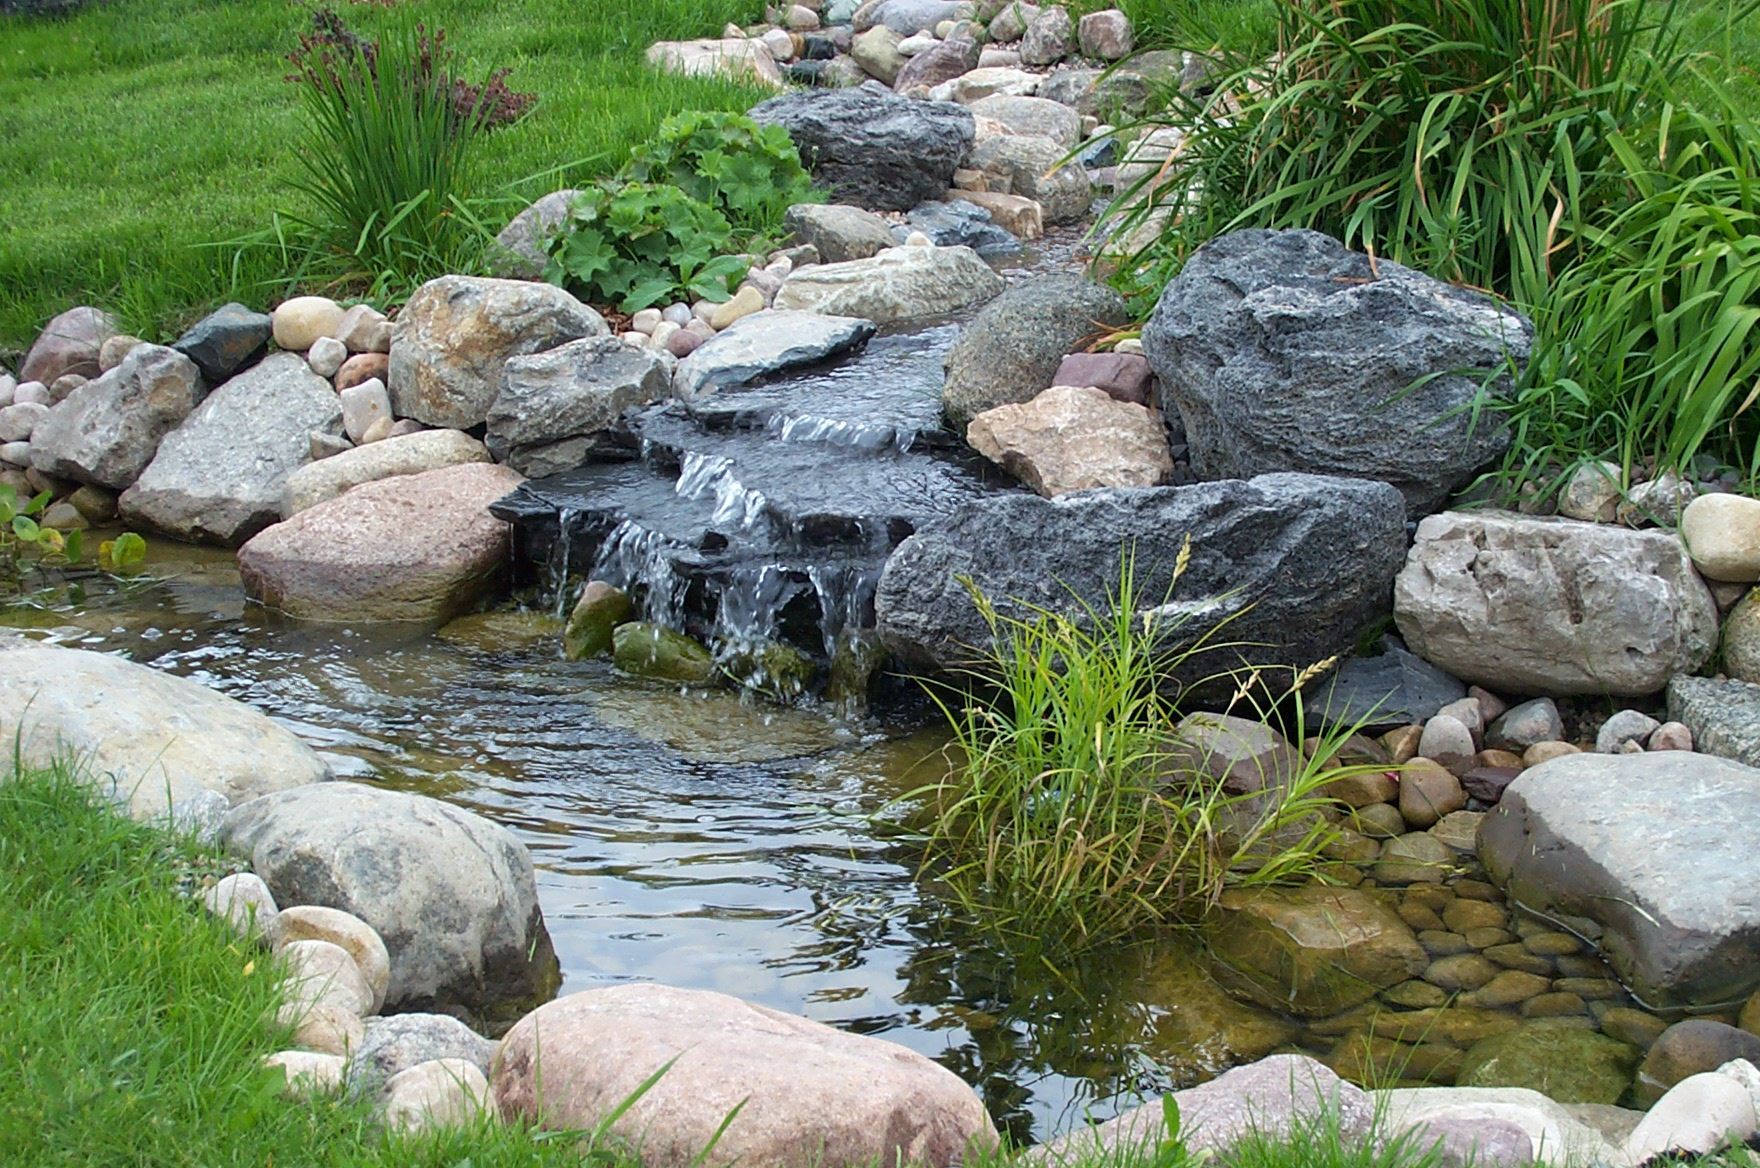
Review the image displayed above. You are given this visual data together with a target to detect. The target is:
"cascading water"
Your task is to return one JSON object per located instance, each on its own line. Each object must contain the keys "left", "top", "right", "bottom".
{"left": 491, "top": 320, "right": 1018, "bottom": 707}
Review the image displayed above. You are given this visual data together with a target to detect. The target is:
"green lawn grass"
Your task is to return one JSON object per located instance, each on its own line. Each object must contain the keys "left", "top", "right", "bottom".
{"left": 0, "top": 765, "right": 623, "bottom": 1166}
{"left": 0, "top": 0, "right": 770, "bottom": 349}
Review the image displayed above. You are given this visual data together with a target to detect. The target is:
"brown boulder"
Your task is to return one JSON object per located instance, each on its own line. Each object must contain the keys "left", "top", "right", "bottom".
{"left": 492, "top": 983, "right": 996, "bottom": 1168}
{"left": 238, "top": 462, "right": 524, "bottom": 622}
{"left": 20, "top": 305, "right": 117, "bottom": 386}
{"left": 966, "top": 385, "right": 1171, "bottom": 496}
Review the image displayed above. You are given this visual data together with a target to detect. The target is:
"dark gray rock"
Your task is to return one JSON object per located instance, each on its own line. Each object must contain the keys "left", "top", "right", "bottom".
{"left": 898, "top": 200, "right": 1021, "bottom": 255}
{"left": 486, "top": 337, "right": 670, "bottom": 476}
{"left": 1479, "top": 751, "right": 1760, "bottom": 1010}
{"left": 1668, "top": 674, "right": 1760, "bottom": 767}
{"left": 875, "top": 473, "right": 1408, "bottom": 695}
{"left": 675, "top": 309, "right": 877, "bottom": 401}
{"left": 893, "top": 34, "right": 980, "bottom": 91}
{"left": 221, "top": 781, "right": 558, "bottom": 1022}
{"left": 942, "top": 275, "right": 1129, "bottom": 433}
{"left": 750, "top": 87, "right": 975, "bottom": 211}
{"left": 119, "top": 352, "right": 341, "bottom": 546}
{"left": 1143, "top": 228, "right": 1532, "bottom": 516}
{"left": 345, "top": 1013, "right": 496, "bottom": 1097}
{"left": 29, "top": 344, "right": 204, "bottom": 489}
{"left": 1316, "top": 637, "right": 1467, "bottom": 732}
{"left": 171, "top": 302, "right": 272, "bottom": 384}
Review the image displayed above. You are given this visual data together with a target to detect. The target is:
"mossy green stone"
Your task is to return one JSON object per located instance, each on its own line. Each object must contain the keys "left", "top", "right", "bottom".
{"left": 1207, "top": 885, "right": 1428, "bottom": 1017}
{"left": 1457, "top": 1019, "right": 1638, "bottom": 1103}
{"left": 826, "top": 628, "right": 887, "bottom": 709}
{"left": 437, "top": 610, "right": 563, "bottom": 652}
{"left": 565, "top": 581, "right": 632, "bottom": 660}
{"left": 612, "top": 622, "right": 716, "bottom": 684}
{"left": 721, "top": 638, "right": 815, "bottom": 700}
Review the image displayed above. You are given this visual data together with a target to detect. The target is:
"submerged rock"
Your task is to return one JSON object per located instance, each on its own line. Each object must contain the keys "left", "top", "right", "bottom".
{"left": 875, "top": 474, "right": 1406, "bottom": 696}
{"left": 492, "top": 983, "right": 997, "bottom": 1168}
{"left": 612, "top": 622, "right": 717, "bottom": 684}
{"left": 221, "top": 781, "right": 558, "bottom": 1020}
{"left": 1143, "top": 229, "right": 1530, "bottom": 516}
{"left": 1207, "top": 886, "right": 1428, "bottom": 1017}
{"left": 0, "top": 643, "right": 329, "bottom": 822}
{"left": 240, "top": 462, "right": 524, "bottom": 623}
{"left": 1479, "top": 751, "right": 1760, "bottom": 1010}
{"left": 564, "top": 581, "right": 632, "bottom": 660}
{"left": 1394, "top": 510, "right": 1717, "bottom": 695}
{"left": 749, "top": 87, "right": 976, "bottom": 211}
{"left": 1455, "top": 1020, "right": 1637, "bottom": 1105}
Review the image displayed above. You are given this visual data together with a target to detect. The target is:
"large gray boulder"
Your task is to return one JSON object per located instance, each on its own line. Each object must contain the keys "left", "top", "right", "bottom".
{"left": 29, "top": 343, "right": 204, "bottom": 488}
{"left": 1393, "top": 510, "right": 1718, "bottom": 696}
{"left": 486, "top": 338, "right": 669, "bottom": 476}
{"left": 674, "top": 310, "right": 877, "bottom": 401}
{"left": 875, "top": 473, "right": 1407, "bottom": 693}
{"left": 1143, "top": 229, "right": 1532, "bottom": 516}
{"left": 492, "top": 983, "right": 996, "bottom": 1168}
{"left": 942, "top": 275, "right": 1129, "bottom": 433}
{"left": 119, "top": 352, "right": 341, "bottom": 546}
{"left": 1479, "top": 751, "right": 1760, "bottom": 1011}
{"left": 389, "top": 276, "right": 608, "bottom": 429}
{"left": 749, "top": 87, "right": 975, "bottom": 211}
{"left": 221, "top": 781, "right": 558, "bottom": 1021}
{"left": 0, "top": 643, "right": 328, "bottom": 823}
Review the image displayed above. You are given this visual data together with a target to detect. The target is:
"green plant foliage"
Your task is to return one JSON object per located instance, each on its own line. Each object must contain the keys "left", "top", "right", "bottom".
{"left": 897, "top": 544, "right": 1370, "bottom": 951}
{"left": 544, "top": 182, "right": 749, "bottom": 312}
{"left": 0, "top": 485, "right": 111, "bottom": 594}
{"left": 1506, "top": 83, "right": 1760, "bottom": 486}
{"left": 273, "top": 10, "right": 519, "bottom": 300}
{"left": 622, "top": 109, "right": 822, "bottom": 238}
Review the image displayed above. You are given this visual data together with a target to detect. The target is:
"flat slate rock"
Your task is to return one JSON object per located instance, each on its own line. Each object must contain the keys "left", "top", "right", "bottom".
{"left": 674, "top": 310, "right": 878, "bottom": 401}
{"left": 1479, "top": 750, "right": 1760, "bottom": 1010}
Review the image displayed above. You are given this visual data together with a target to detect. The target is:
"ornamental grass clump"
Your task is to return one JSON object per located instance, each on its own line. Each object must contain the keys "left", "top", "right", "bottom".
{"left": 901, "top": 544, "right": 1375, "bottom": 950}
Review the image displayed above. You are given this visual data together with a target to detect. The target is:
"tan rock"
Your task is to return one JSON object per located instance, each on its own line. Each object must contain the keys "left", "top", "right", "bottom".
{"left": 335, "top": 304, "right": 391, "bottom": 354}
{"left": 645, "top": 38, "right": 785, "bottom": 87}
{"left": 279, "top": 429, "right": 490, "bottom": 517}
{"left": 239, "top": 462, "right": 524, "bottom": 622}
{"left": 281, "top": 938, "right": 374, "bottom": 1017}
{"left": 276, "top": 1000, "right": 366, "bottom": 1057}
{"left": 201, "top": 872, "right": 279, "bottom": 941}
{"left": 708, "top": 285, "right": 765, "bottom": 330}
{"left": 275, "top": 905, "right": 392, "bottom": 1015}
{"left": 264, "top": 1050, "right": 345, "bottom": 1097}
{"left": 1523, "top": 741, "right": 1579, "bottom": 766}
{"left": 493, "top": 983, "right": 996, "bottom": 1168}
{"left": 272, "top": 296, "right": 345, "bottom": 351}
{"left": 1398, "top": 758, "right": 1466, "bottom": 828}
{"left": 381, "top": 1058, "right": 490, "bottom": 1132}
{"left": 966, "top": 385, "right": 1170, "bottom": 497}
{"left": 335, "top": 351, "right": 390, "bottom": 392}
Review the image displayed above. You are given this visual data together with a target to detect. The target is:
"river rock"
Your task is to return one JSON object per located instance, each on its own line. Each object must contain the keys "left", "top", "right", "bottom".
{"left": 645, "top": 38, "right": 784, "bottom": 87}
{"left": 276, "top": 905, "right": 392, "bottom": 1015}
{"left": 240, "top": 463, "right": 523, "bottom": 623}
{"left": 942, "top": 275, "right": 1129, "bottom": 432}
{"left": 1669, "top": 674, "right": 1760, "bottom": 767}
{"left": 989, "top": 1, "right": 1039, "bottom": 41}
{"left": 380, "top": 1058, "right": 489, "bottom": 1132}
{"left": 774, "top": 244, "right": 1002, "bottom": 323}
{"left": 1456, "top": 1021, "right": 1636, "bottom": 1104}
{"left": 852, "top": 25, "right": 906, "bottom": 82}
{"left": 490, "top": 188, "right": 579, "bottom": 280}
{"left": 674, "top": 309, "right": 877, "bottom": 401}
{"left": 0, "top": 643, "right": 328, "bottom": 822}
{"left": 1376, "top": 831, "right": 1453, "bottom": 884}
{"left": 750, "top": 88, "right": 975, "bottom": 211}
{"left": 1393, "top": 511, "right": 1717, "bottom": 695}
{"left": 893, "top": 33, "right": 980, "bottom": 90}
{"left": 1479, "top": 751, "right": 1760, "bottom": 1010}
{"left": 1077, "top": 8, "right": 1133, "bottom": 58}
{"left": 1163, "top": 712, "right": 1301, "bottom": 794}
{"left": 967, "top": 133, "right": 1091, "bottom": 223}
{"left": 1020, "top": 4, "right": 1072, "bottom": 63}
{"left": 492, "top": 983, "right": 996, "bottom": 1168}
{"left": 389, "top": 276, "right": 609, "bottom": 429}
{"left": 280, "top": 429, "right": 489, "bottom": 517}
{"left": 277, "top": 1000, "right": 364, "bottom": 1058}
{"left": 347, "top": 1012, "right": 497, "bottom": 1096}
{"left": 565, "top": 581, "right": 632, "bottom": 660}
{"left": 203, "top": 872, "right": 279, "bottom": 941}
{"left": 1486, "top": 698, "right": 1564, "bottom": 751}
{"left": 1036, "top": 64, "right": 1154, "bottom": 117}
{"left": 930, "top": 64, "right": 1041, "bottom": 100}
{"left": 966, "top": 385, "right": 1169, "bottom": 496}
{"left": 486, "top": 337, "right": 668, "bottom": 476}
{"left": 1376, "top": 1086, "right": 1620, "bottom": 1167}
{"left": 784, "top": 203, "right": 896, "bottom": 263}
{"left": 968, "top": 93, "right": 1081, "bottom": 146}
{"left": 221, "top": 781, "right": 556, "bottom": 1019}
{"left": 876, "top": 473, "right": 1406, "bottom": 694}
{"left": 265, "top": 1050, "right": 346, "bottom": 1097}
{"left": 119, "top": 352, "right": 340, "bottom": 545}
{"left": 1032, "top": 1055, "right": 1372, "bottom": 1165}
{"left": 1681, "top": 492, "right": 1760, "bottom": 582}
{"left": 1625, "top": 1072, "right": 1758, "bottom": 1163}
{"left": 858, "top": 0, "right": 970, "bottom": 33}
{"left": 171, "top": 302, "right": 272, "bottom": 383}
{"left": 28, "top": 343, "right": 203, "bottom": 489}
{"left": 1637, "top": 1021, "right": 1760, "bottom": 1106}
{"left": 282, "top": 936, "right": 379, "bottom": 1017}
{"left": 20, "top": 305, "right": 116, "bottom": 386}
{"left": 1209, "top": 886, "right": 1427, "bottom": 1016}
{"left": 1143, "top": 229, "right": 1529, "bottom": 516}
{"left": 1595, "top": 708, "right": 1660, "bottom": 753}
{"left": 271, "top": 297, "right": 344, "bottom": 351}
